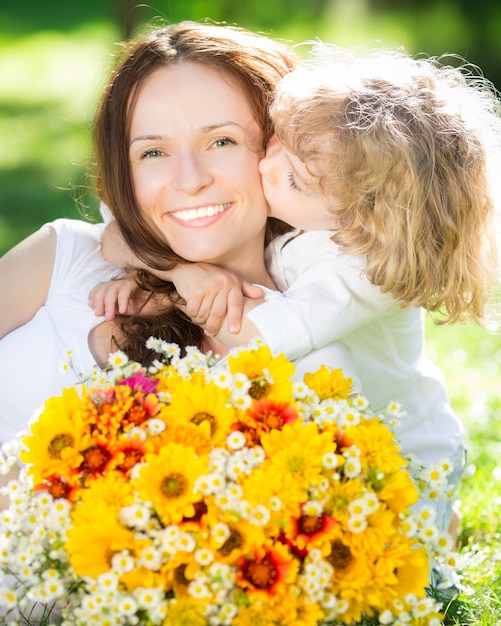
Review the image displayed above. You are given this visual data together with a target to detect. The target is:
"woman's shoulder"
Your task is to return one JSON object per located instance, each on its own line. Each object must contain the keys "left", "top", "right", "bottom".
{"left": 47, "top": 218, "right": 106, "bottom": 240}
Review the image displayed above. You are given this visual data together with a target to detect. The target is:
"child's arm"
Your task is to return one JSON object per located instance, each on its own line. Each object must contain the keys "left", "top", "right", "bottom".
{"left": 98, "top": 221, "right": 263, "bottom": 332}
{"left": 211, "top": 233, "right": 392, "bottom": 360}
{"left": 167, "top": 263, "right": 264, "bottom": 334}
{"left": 89, "top": 274, "right": 146, "bottom": 320}
{"left": 89, "top": 275, "right": 174, "bottom": 320}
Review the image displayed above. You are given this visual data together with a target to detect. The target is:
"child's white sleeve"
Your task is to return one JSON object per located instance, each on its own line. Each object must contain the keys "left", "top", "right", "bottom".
{"left": 247, "top": 259, "right": 390, "bottom": 361}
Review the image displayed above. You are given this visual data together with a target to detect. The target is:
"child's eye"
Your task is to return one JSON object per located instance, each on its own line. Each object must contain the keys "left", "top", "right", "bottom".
{"left": 140, "top": 148, "right": 163, "bottom": 159}
{"left": 287, "top": 171, "right": 302, "bottom": 192}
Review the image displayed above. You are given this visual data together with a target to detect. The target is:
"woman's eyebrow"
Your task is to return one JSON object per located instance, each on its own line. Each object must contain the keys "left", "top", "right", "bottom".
{"left": 130, "top": 122, "right": 246, "bottom": 147}
{"left": 201, "top": 121, "right": 244, "bottom": 133}
{"left": 130, "top": 134, "right": 167, "bottom": 146}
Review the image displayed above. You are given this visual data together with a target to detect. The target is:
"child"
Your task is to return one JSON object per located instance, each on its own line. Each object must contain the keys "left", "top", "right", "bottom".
{"left": 92, "top": 44, "right": 501, "bottom": 539}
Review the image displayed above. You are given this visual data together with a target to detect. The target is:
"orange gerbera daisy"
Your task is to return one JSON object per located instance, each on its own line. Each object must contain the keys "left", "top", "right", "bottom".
{"left": 236, "top": 542, "right": 298, "bottom": 597}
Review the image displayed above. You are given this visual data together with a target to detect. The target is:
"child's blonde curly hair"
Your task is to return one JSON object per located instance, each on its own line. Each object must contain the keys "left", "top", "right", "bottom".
{"left": 271, "top": 43, "right": 501, "bottom": 325}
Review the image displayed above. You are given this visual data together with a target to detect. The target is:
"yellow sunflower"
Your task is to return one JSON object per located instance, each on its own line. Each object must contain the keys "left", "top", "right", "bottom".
{"left": 372, "top": 539, "right": 430, "bottom": 602}
{"left": 158, "top": 375, "right": 237, "bottom": 447}
{"left": 20, "top": 386, "right": 91, "bottom": 484}
{"left": 242, "top": 462, "right": 303, "bottom": 522}
{"left": 227, "top": 345, "right": 295, "bottom": 402}
{"left": 133, "top": 443, "right": 208, "bottom": 525}
{"left": 281, "top": 598, "right": 325, "bottom": 626}
{"left": 345, "top": 506, "right": 397, "bottom": 559}
{"left": 344, "top": 417, "right": 404, "bottom": 474}
{"left": 79, "top": 470, "right": 134, "bottom": 513}
{"left": 163, "top": 597, "right": 207, "bottom": 626}
{"left": 65, "top": 499, "right": 135, "bottom": 577}
{"left": 205, "top": 504, "right": 267, "bottom": 563}
{"left": 151, "top": 420, "right": 213, "bottom": 456}
{"left": 232, "top": 602, "right": 283, "bottom": 626}
{"left": 323, "top": 477, "right": 366, "bottom": 526}
{"left": 303, "top": 365, "right": 353, "bottom": 401}
{"left": 327, "top": 545, "right": 375, "bottom": 624}
{"left": 261, "top": 421, "right": 335, "bottom": 492}
{"left": 153, "top": 363, "right": 182, "bottom": 394}
{"left": 377, "top": 469, "right": 420, "bottom": 514}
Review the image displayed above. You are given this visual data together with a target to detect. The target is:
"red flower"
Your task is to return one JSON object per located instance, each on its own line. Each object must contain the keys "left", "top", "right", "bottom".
{"left": 287, "top": 512, "right": 337, "bottom": 555}
{"left": 236, "top": 544, "right": 296, "bottom": 595}
{"left": 239, "top": 398, "right": 299, "bottom": 444}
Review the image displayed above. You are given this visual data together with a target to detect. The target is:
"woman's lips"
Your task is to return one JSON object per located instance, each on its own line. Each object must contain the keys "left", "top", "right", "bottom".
{"left": 169, "top": 202, "right": 231, "bottom": 225}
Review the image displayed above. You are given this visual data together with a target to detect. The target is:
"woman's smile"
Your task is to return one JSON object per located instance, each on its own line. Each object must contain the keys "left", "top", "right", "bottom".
{"left": 167, "top": 202, "right": 232, "bottom": 225}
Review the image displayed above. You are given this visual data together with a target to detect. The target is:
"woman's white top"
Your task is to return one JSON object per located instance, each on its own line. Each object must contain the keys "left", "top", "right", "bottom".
{"left": 0, "top": 219, "right": 121, "bottom": 443}
{"left": 248, "top": 230, "right": 465, "bottom": 466}
{"left": 0, "top": 220, "right": 360, "bottom": 445}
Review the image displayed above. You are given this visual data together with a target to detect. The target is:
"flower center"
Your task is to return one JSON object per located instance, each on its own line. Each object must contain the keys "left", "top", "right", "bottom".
{"left": 47, "top": 479, "right": 71, "bottom": 500}
{"left": 126, "top": 405, "right": 150, "bottom": 426}
{"left": 191, "top": 412, "right": 217, "bottom": 436}
{"left": 327, "top": 493, "right": 349, "bottom": 515}
{"left": 48, "top": 433, "right": 75, "bottom": 459}
{"left": 160, "top": 472, "right": 188, "bottom": 498}
{"left": 82, "top": 446, "right": 111, "bottom": 473}
{"left": 174, "top": 563, "right": 190, "bottom": 586}
{"left": 218, "top": 528, "right": 244, "bottom": 556}
{"left": 265, "top": 413, "right": 283, "bottom": 428}
{"left": 183, "top": 501, "right": 208, "bottom": 522}
{"left": 117, "top": 448, "right": 143, "bottom": 473}
{"left": 245, "top": 557, "right": 277, "bottom": 589}
{"left": 298, "top": 514, "right": 324, "bottom": 535}
{"left": 327, "top": 540, "right": 353, "bottom": 570}
{"left": 249, "top": 379, "right": 270, "bottom": 400}
{"left": 286, "top": 454, "right": 305, "bottom": 474}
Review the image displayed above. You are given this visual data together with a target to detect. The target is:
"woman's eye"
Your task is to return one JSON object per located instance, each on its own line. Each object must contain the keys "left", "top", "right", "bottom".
{"left": 287, "top": 171, "right": 302, "bottom": 192}
{"left": 140, "top": 148, "right": 163, "bottom": 159}
{"left": 213, "top": 137, "right": 236, "bottom": 148}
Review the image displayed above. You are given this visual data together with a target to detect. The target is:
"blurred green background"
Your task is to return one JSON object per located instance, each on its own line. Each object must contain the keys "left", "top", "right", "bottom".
{"left": 1, "top": 0, "right": 501, "bottom": 254}
{"left": 1, "top": 4, "right": 500, "bottom": 614}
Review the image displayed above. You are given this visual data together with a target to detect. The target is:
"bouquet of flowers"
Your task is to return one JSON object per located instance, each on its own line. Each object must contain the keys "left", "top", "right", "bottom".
{"left": 0, "top": 340, "right": 456, "bottom": 626}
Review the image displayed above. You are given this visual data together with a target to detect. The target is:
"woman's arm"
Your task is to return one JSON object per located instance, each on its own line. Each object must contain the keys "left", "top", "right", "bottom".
{"left": 0, "top": 226, "right": 56, "bottom": 339}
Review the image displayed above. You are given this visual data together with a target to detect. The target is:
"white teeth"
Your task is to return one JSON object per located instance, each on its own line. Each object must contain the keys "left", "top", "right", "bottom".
{"left": 172, "top": 203, "right": 230, "bottom": 221}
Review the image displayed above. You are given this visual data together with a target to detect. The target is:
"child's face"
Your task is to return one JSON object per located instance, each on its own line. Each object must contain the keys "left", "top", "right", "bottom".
{"left": 258, "top": 135, "right": 338, "bottom": 231}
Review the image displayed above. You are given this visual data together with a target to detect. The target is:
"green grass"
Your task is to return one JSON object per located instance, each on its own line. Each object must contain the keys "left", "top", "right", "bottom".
{"left": 425, "top": 320, "right": 501, "bottom": 625}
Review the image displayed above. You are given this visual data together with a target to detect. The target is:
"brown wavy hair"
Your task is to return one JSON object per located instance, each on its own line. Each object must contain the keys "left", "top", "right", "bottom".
{"left": 92, "top": 21, "right": 296, "bottom": 361}
{"left": 272, "top": 44, "right": 501, "bottom": 325}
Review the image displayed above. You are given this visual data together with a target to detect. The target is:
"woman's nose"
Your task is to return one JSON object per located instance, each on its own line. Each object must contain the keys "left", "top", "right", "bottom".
{"left": 173, "top": 152, "right": 214, "bottom": 194}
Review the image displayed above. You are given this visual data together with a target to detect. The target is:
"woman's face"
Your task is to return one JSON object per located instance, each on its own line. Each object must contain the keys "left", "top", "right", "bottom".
{"left": 259, "top": 135, "right": 338, "bottom": 231}
{"left": 129, "top": 62, "right": 268, "bottom": 269}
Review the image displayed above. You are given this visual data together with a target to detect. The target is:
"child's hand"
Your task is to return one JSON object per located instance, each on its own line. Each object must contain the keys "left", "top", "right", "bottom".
{"left": 89, "top": 275, "right": 146, "bottom": 321}
{"left": 171, "top": 263, "right": 263, "bottom": 336}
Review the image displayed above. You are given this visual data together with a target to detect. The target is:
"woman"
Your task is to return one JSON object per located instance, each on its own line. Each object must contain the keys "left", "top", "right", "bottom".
{"left": 0, "top": 22, "right": 357, "bottom": 445}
